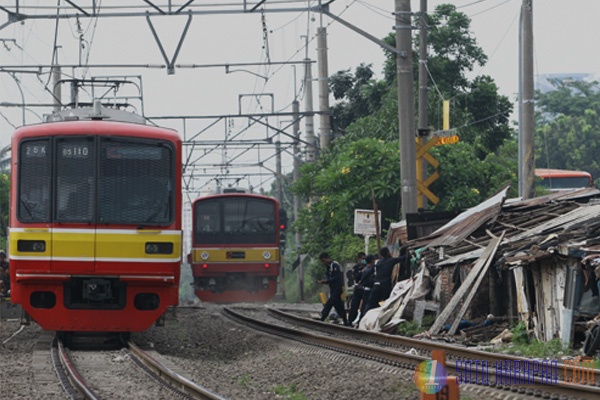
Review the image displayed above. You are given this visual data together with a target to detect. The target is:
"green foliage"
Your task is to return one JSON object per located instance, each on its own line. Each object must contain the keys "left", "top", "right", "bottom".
{"left": 292, "top": 138, "right": 400, "bottom": 256}
{"left": 535, "top": 79, "right": 600, "bottom": 182}
{"left": 430, "top": 139, "right": 518, "bottom": 210}
{"left": 290, "top": 3, "right": 520, "bottom": 269}
{"left": 396, "top": 320, "right": 422, "bottom": 337}
{"left": 238, "top": 373, "right": 251, "bottom": 387}
{"left": 330, "top": 63, "right": 389, "bottom": 133}
{"left": 281, "top": 240, "right": 325, "bottom": 303}
{"left": 511, "top": 321, "right": 530, "bottom": 345}
{"left": 504, "top": 338, "right": 567, "bottom": 359}
{"left": 396, "top": 314, "right": 436, "bottom": 337}
{"left": 273, "top": 384, "right": 308, "bottom": 400}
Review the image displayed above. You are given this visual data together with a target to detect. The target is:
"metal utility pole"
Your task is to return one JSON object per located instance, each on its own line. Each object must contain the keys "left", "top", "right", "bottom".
{"left": 396, "top": 0, "right": 417, "bottom": 218}
{"left": 417, "top": 0, "right": 428, "bottom": 209}
{"left": 316, "top": 27, "right": 332, "bottom": 151}
{"left": 519, "top": 0, "right": 535, "bottom": 199}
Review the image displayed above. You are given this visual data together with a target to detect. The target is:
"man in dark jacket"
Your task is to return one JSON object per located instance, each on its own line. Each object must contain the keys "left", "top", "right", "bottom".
{"left": 347, "top": 252, "right": 368, "bottom": 325}
{"left": 363, "top": 247, "right": 408, "bottom": 313}
{"left": 318, "top": 252, "right": 350, "bottom": 326}
{"left": 359, "top": 254, "right": 376, "bottom": 321}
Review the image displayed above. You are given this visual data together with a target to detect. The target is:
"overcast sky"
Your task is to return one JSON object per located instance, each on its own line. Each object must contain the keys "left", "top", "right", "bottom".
{"left": 1, "top": 0, "right": 599, "bottom": 193}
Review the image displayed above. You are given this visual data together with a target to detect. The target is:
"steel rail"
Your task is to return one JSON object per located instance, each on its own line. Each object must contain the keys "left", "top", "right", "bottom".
{"left": 56, "top": 338, "right": 101, "bottom": 400}
{"left": 128, "top": 341, "right": 226, "bottom": 400}
{"left": 268, "top": 306, "right": 600, "bottom": 387}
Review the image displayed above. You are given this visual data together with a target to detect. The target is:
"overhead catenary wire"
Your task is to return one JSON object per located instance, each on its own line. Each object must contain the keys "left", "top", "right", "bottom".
{"left": 356, "top": 0, "right": 394, "bottom": 20}
{"left": 0, "top": 1, "right": 363, "bottom": 193}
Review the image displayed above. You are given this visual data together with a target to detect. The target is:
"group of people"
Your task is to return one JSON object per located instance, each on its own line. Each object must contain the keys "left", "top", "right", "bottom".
{"left": 318, "top": 246, "right": 409, "bottom": 327}
{"left": 0, "top": 250, "right": 10, "bottom": 297}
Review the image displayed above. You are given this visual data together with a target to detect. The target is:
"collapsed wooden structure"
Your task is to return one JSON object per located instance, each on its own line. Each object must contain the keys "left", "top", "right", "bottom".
{"left": 385, "top": 186, "right": 600, "bottom": 345}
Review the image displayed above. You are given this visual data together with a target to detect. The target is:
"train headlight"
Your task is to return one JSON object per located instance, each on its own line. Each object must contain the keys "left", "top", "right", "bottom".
{"left": 145, "top": 242, "right": 174, "bottom": 254}
{"left": 262, "top": 251, "right": 271, "bottom": 260}
{"left": 17, "top": 240, "right": 46, "bottom": 252}
{"left": 200, "top": 251, "right": 209, "bottom": 260}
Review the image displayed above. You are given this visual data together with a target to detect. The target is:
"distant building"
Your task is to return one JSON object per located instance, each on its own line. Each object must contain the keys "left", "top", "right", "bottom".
{"left": 536, "top": 72, "right": 599, "bottom": 94}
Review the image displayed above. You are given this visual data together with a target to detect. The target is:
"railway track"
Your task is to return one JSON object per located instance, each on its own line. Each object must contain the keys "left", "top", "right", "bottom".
{"left": 268, "top": 306, "right": 600, "bottom": 387}
{"left": 223, "top": 306, "right": 600, "bottom": 400}
{"left": 53, "top": 334, "right": 225, "bottom": 400}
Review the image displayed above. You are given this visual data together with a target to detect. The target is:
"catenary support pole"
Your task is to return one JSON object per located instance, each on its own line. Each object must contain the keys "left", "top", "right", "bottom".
{"left": 396, "top": 0, "right": 417, "bottom": 218}
{"left": 519, "top": 0, "right": 535, "bottom": 199}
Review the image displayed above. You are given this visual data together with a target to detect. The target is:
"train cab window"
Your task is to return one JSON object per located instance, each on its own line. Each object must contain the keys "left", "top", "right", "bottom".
{"left": 18, "top": 139, "right": 51, "bottom": 222}
{"left": 223, "top": 198, "right": 275, "bottom": 234}
{"left": 194, "top": 196, "right": 276, "bottom": 245}
{"left": 55, "top": 138, "right": 95, "bottom": 223}
{"left": 18, "top": 136, "right": 176, "bottom": 226}
{"left": 196, "top": 201, "right": 221, "bottom": 233}
{"left": 98, "top": 138, "right": 175, "bottom": 225}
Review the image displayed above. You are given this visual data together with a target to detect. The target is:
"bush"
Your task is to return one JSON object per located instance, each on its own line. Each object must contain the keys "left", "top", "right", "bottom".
{"left": 397, "top": 320, "right": 423, "bottom": 337}
{"left": 511, "top": 321, "right": 530, "bottom": 345}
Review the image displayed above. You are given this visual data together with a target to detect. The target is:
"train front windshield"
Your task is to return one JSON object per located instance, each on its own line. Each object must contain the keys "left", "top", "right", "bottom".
{"left": 194, "top": 197, "right": 276, "bottom": 245}
{"left": 18, "top": 136, "right": 175, "bottom": 225}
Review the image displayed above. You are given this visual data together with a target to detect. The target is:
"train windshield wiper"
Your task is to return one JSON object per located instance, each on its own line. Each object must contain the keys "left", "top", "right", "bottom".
{"left": 20, "top": 199, "right": 34, "bottom": 219}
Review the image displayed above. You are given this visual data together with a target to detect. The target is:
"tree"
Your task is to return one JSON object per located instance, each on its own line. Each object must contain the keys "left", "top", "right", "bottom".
{"left": 329, "top": 63, "right": 389, "bottom": 135}
{"left": 535, "top": 79, "right": 600, "bottom": 183}
{"left": 292, "top": 4, "right": 517, "bottom": 297}
{"left": 293, "top": 138, "right": 400, "bottom": 258}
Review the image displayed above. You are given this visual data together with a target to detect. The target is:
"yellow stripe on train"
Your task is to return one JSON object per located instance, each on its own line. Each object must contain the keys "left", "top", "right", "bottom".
{"left": 191, "top": 248, "right": 279, "bottom": 263}
{"left": 9, "top": 228, "right": 181, "bottom": 259}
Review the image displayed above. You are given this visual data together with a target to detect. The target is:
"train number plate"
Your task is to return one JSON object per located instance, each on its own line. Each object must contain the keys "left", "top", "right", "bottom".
{"left": 226, "top": 251, "right": 246, "bottom": 259}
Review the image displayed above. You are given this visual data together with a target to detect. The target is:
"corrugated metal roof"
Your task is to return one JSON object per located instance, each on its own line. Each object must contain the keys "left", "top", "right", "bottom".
{"left": 506, "top": 204, "right": 600, "bottom": 244}
{"left": 504, "top": 187, "right": 600, "bottom": 209}
{"left": 423, "top": 187, "right": 509, "bottom": 249}
{"left": 407, "top": 187, "right": 600, "bottom": 268}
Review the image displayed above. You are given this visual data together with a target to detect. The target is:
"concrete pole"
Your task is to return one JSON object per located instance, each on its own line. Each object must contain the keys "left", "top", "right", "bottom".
{"left": 292, "top": 100, "right": 302, "bottom": 250}
{"left": 316, "top": 27, "right": 332, "bottom": 151}
{"left": 304, "top": 58, "right": 317, "bottom": 162}
{"left": 276, "top": 140, "right": 283, "bottom": 204}
{"left": 292, "top": 99, "right": 304, "bottom": 301}
{"left": 520, "top": 0, "right": 535, "bottom": 199}
{"left": 417, "top": 0, "right": 428, "bottom": 209}
{"left": 396, "top": 0, "right": 417, "bottom": 218}
{"left": 275, "top": 139, "right": 285, "bottom": 299}
{"left": 52, "top": 65, "right": 62, "bottom": 112}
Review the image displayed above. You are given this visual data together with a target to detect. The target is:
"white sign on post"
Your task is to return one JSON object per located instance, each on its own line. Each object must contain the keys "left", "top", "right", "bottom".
{"left": 353, "top": 209, "right": 381, "bottom": 236}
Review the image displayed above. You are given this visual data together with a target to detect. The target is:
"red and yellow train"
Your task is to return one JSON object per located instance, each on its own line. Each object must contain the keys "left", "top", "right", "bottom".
{"left": 188, "top": 192, "right": 286, "bottom": 303}
{"left": 9, "top": 106, "right": 182, "bottom": 332}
